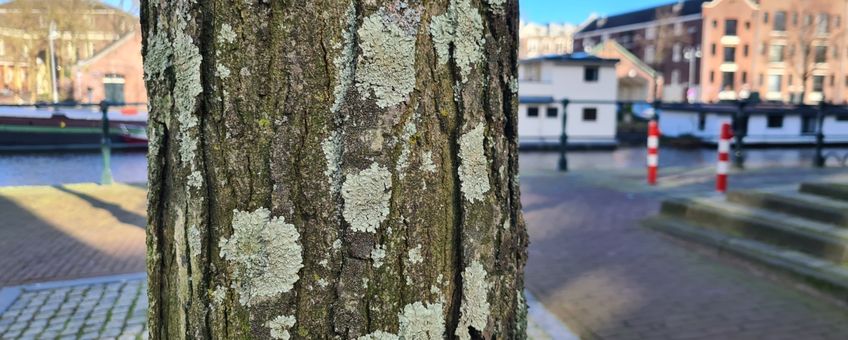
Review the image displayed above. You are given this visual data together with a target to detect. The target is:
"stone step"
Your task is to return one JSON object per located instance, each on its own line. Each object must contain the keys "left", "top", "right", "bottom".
{"left": 726, "top": 190, "right": 848, "bottom": 227}
{"left": 800, "top": 182, "right": 848, "bottom": 202}
{"left": 661, "top": 197, "right": 848, "bottom": 263}
{"left": 643, "top": 216, "right": 848, "bottom": 298}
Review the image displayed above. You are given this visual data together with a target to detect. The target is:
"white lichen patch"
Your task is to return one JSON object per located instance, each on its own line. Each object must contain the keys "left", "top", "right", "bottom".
{"left": 187, "top": 170, "right": 203, "bottom": 189}
{"left": 456, "top": 261, "right": 491, "bottom": 340}
{"left": 211, "top": 286, "right": 226, "bottom": 306}
{"left": 143, "top": 26, "right": 171, "bottom": 81}
{"left": 342, "top": 163, "right": 392, "bottom": 233}
{"left": 240, "top": 67, "right": 251, "bottom": 77}
{"left": 407, "top": 245, "right": 423, "bottom": 265}
{"left": 216, "top": 64, "right": 230, "bottom": 79}
{"left": 485, "top": 0, "right": 507, "bottom": 13}
{"left": 267, "top": 315, "right": 296, "bottom": 340}
{"left": 503, "top": 218, "right": 510, "bottom": 230}
{"left": 421, "top": 151, "right": 437, "bottom": 173}
{"left": 371, "top": 244, "right": 387, "bottom": 268}
{"left": 396, "top": 112, "right": 418, "bottom": 178}
{"left": 219, "top": 208, "right": 303, "bottom": 306}
{"left": 317, "top": 278, "right": 329, "bottom": 288}
{"left": 429, "top": 0, "right": 485, "bottom": 82}
{"left": 218, "top": 23, "right": 237, "bottom": 44}
{"left": 399, "top": 301, "right": 445, "bottom": 339}
{"left": 187, "top": 225, "right": 201, "bottom": 259}
{"left": 358, "top": 331, "right": 399, "bottom": 340}
{"left": 172, "top": 15, "right": 203, "bottom": 165}
{"left": 332, "top": 1, "right": 357, "bottom": 113}
{"left": 322, "top": 131, "right": 343, "bottom": 192}
{"left": 355, "top": 10, "right": 418, "bottom": 108}
{"left": 458, "top": 123, "right": 490, "bottom": 202}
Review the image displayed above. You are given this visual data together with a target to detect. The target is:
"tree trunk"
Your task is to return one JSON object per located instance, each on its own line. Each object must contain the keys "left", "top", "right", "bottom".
{"left": 141, "top": 0, "right": 526, "bottom": 339}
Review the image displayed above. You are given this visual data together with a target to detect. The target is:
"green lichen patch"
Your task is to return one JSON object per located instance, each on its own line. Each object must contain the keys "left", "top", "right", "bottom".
{"left": 428, "top": 0, "right": 484, "bottom": 82}
{"left": 342, "top": 163, "right": 392, "bottom": 233}
{"left": 142, "top": 25, "right": 171, "bottom": 81}
{"left": 187, "top": 225, "right": 201, "bottom": 259}
{"left": 458, "top": 123, "right": 490, "bottom": 203}
{"left": 216, "top": 64, "right": 231, "bottom": 79}
{"left": 322, "top": 131, "right": 343, "bottom": 192}
{"left": 355, "top": 8, "right": 418, "bottom": 108}
{"left": 396, "top": 111, "right": 419, "bottom": 178}
{"left": 421, "top": 151, "right": 437, "bottom": 173}
{"left": 267, "top": 315, "right": 296, "bottom": 340}
{"left": 399, "top": 301, "right": 445, "bottom": 339}
{"left": 456, "top": 261, "right": 491, "bottom": 340}
{"left": 219, "top": 208, "right": 303, "bottom": 306}
{"left": 172, "top": 15, "right": 202, "bottom": 165}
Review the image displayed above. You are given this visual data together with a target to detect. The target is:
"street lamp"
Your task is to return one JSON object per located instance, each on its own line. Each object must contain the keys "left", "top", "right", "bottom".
{"left": 48, "top": 21, "right": 59, "bottom": 104}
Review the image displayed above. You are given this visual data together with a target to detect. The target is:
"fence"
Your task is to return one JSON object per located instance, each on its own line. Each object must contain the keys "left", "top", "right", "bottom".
{"left": 0, "top": 101, "right": 147, "bottom": 184}
{"left": 537, "top": 99, "right": 848, "bottom": 171}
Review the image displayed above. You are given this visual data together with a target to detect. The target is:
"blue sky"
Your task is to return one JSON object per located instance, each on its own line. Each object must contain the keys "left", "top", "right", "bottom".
{"left": 102, "top": 0, "right": 677, "bottom": 25}
{"left": 520, "top": 0, "right": 674, "bottom": 24}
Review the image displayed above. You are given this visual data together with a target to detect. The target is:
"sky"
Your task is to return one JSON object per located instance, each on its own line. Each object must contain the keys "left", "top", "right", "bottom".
{"left": 101, "top": 0, "right": 678, "bottom": 24}
{"left": 520, "top": 0, "right": 675, "bottom": 24}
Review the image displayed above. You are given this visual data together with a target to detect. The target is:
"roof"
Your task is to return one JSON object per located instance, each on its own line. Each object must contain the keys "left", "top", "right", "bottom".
{"left": 519, "top": 96, "right": 556, "bottom": 104}
{"left": 590, "top": 40, "right": 658, "bottom": 78}
{"left": 520, "top": 52, "right": 619, "bottom": 65}
{"left": 75, "top": 30, "right": 137, "bottom": 68}
{"left": 578, "top": 0, "right": 709, "bottom": 34}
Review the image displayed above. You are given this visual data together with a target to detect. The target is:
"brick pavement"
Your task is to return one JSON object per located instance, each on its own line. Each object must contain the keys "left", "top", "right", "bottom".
{"left": 522, "top": 167, "right": 848, "bottom": 340}
{"left": 0, "top": 184, "right": 146, "bottom": 286}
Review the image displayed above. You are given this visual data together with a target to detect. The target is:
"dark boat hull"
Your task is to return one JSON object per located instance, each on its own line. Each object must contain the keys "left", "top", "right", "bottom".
{"left": 0, "top": 113, "right": 147, "bottom": 151}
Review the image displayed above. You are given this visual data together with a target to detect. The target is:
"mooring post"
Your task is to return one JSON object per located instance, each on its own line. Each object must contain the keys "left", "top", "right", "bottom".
{"left": 813, "top": 102, "right": 826, "bottom": 168}
{"left": 100, "top": 101, "right": 113, "bottom": 185}
{"left": 558, "top": 98, "right": 570, "bottom": 172}
{"left": 732, "top": 101, "right": 747, "bottom": 169}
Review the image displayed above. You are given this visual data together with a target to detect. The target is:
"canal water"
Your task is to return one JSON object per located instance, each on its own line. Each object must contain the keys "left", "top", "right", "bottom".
{"left": 1, "top": 147, "right": 846, "bottom": 187}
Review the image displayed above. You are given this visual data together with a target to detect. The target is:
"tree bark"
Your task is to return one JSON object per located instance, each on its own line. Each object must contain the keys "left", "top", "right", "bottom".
{"left": 141, "top": 0, "right": 526, "bottom": 339}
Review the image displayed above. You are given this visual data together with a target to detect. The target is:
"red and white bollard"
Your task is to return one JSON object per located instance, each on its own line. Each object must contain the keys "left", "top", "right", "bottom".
{"left": 716, "top": 122, "right": 733, "bottom": 193}
{"left": 647, "top": 120, "right": 659, "bottom": 185}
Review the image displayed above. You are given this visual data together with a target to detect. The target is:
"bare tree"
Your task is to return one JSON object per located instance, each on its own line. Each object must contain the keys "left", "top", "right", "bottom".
{"left": 142, "top": 0, "right": 528, "bottom": 339}
{"left": 781, "top": 1, "right": 845, "bottom": 103}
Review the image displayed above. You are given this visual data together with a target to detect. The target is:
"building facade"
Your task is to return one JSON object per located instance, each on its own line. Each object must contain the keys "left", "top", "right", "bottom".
{"left": 701, "top": 0, "right": 848, "bottom": 104}
{"left": 518, "top": 53, "right": 619, "bottom": 147}
{"left": 0, "top": 0, "right": 137, "bottom": 104}
{"left": 519, "top": 21, "right": 578, "bottom": 59}
{"left": 574, "top": 0, "right": 708, "bottom": 102}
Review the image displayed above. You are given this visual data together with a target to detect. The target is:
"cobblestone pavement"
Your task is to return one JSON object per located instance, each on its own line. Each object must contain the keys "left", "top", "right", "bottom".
{"left": 0, "top": 184, "right": 146, "bottom": 286}
{"left": 0, "top": 274, "right": 147, "bottom": 340}
{"left": 522, "top": 165, "right": 848, "bottom": 340}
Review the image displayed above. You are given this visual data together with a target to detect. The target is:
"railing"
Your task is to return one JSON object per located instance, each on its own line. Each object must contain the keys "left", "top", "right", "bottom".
{"left": 0, "top": 101, "right": 147, "bottom": 184}
{"left": 548, "top": 99, "right": 848, "bottom": 172}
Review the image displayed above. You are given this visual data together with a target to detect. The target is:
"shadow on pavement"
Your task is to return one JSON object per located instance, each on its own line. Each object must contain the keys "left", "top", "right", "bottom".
{"left": 54, "top": 186, "right": 146, "bottom": 228}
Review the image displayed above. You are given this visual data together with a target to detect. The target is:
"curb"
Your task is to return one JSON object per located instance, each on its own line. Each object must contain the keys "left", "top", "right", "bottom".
{"left": 526, "top": 290, "right": 580, "bottom": 340}
{"left": 0, "top": 272, "right": 146, "bottom": 315}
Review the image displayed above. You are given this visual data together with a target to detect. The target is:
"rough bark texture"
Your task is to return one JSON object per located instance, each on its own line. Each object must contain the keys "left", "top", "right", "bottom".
{"left": 141, "top": 0, "right": 526, "bottom": 338}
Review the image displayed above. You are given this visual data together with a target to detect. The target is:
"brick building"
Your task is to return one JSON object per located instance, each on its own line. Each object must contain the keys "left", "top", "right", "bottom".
{"left": 701, "top": 0, "right": 848, "bottom": 104}
{"left": 574, "top": 0, "right": 709, "bottom": 102}
{"left": 0, "top": 0, "right": 138, "bottom": 104}
{"left": 72, "top": 30, "right": 146, "bottom": 105}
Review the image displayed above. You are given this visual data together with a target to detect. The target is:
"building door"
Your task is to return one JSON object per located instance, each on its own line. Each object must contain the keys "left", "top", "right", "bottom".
{"left": 103, "top": 74, "right": 125, "bottom": 103}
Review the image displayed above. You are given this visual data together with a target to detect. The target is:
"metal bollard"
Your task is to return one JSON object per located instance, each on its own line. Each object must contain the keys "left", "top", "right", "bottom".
{"left": 558, "top": 99, "right": 570, "bottom": 172}
{"left": 647, "top": 120, "right": 659, "bottom": 185}
{"left": 100, "top": 101, "right": 113, "bottom": 185}
{"left": 716, "top": 122, "right": 732, "bottom": 193}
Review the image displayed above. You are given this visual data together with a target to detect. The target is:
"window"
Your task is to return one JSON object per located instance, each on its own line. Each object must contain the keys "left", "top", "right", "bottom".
{"left": 768, "top": 74, "right": 782, "bottom": 93}
{"left": 813, "top": 75, "right": 825, "bottom": 92}
{"left": 802, "top": 116, "right": 817, "bottom": 134}
{"left": 743, "top": 44, "right": 749, "bottom": 57}
{"left": 793, "top": 12, "right": 798, "bottom": 26}
{"left": 769, "top": 44, "right": 785, "bottom": 62}
{"left": 722, "top": 72, "right": 735, "bottom": 90}
{"left": 674, "top": 22, "right": 683, "bottom": 36}
{"left": 582, "top": 108, "right": 598, "bottom": 122}
{"left": 527, "top": 106, "right": 539, "bottom": 117}
{"left": 711, "top": 43, "right": 717, "bottom": 56}
{"left": 742, "top": 71, "right": 747, "bottom": 84}
{"left": 671, "top": 70, "right": 680, "bottom": 84}
{"left": 817, "top": 14, "right": 829, "bottom": 34}
{"left": 831, "top": 75, "right": 835, "bottom": 86}
{"left": 725, "top": 19, "right": 738, "bottom": 36}
{"left": 815, "top": 46, "right": 827, "bottom": 63}
{"left": 646, "top": 26, "right": 657, "bottom": 40}
{"left": 584, "top": 66, "right": 599, "bottom": 82}
{"left": 698, "top": 113, "right": 706, "bottom": 131}
{"left": 712, "top": 20, "right": 718, "bottom": 28}
{"left": 724, "top": 47, "right": 736, "bottom": 62}
{"left": 774, "top": 11, "right": 787, "bottom": 31}
{"left": 103, "top": 74, "right": 126, "bottom": 103}
{"left": 767, "top": 115, "right": 784, "bottom": 128}
{"left": 763, "top": 12, "right": 769, "bottom": 24}
{"left": 546, "top": 107, "right": 558, "bottom": 118}
{"left": 645, "top": 45, "right": 655, "bottom": 64}
{"left": 710, "top": 71, "right": 715, "bottom": 83}
{"left": 672, "top": 43, "right": 681, "bottom": 62}
{"left": 745, "top": 21, "right": 751, "bottom": 30}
